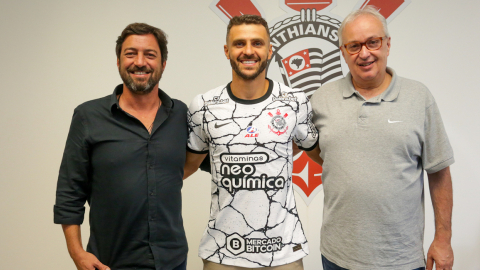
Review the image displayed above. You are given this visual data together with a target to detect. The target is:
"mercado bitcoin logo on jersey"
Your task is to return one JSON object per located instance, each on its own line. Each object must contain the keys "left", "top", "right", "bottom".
{"left": 226, "top": 233, "right": 284, "bottom": 256}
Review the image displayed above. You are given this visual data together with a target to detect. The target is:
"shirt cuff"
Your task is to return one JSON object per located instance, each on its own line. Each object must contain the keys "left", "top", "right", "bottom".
{"left": 186, "top": 145, "right": 209, "bottom": 154}
{"left": 298, "top": 138, "right": 319, "bottom": 152}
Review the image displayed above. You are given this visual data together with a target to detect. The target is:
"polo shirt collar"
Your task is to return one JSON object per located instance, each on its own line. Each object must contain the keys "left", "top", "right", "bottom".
{"left": 342, "top": 74, "right": 356, "bottom": 98}
{"left": 342, "top": 67, "right": 399, "bottom": 102}
{"left": 379, "top": 67, "right": 399, "bottom": 102}
{"left": 110, "top": 84, "right": 174, "bottom": 112}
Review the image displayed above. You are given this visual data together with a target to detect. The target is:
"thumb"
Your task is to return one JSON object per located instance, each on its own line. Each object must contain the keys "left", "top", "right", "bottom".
{"left": 93, "top": 260, "right": 110, "bottom": 270}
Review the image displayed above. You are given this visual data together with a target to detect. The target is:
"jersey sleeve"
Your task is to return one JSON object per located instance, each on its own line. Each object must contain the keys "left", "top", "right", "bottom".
{"left": 293, "top": 91, "right": 319, "bottom": 151}
{"left": 187, "top": 94, "right": 209, "bottom": 154}
{"left": 422, "top": 90, "right": 454, "bottom": 174}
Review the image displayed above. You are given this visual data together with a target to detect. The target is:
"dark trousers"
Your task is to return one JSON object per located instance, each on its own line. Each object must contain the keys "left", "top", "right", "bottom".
{"left": 322, "top": 255, "right": 425, "bottom": 270}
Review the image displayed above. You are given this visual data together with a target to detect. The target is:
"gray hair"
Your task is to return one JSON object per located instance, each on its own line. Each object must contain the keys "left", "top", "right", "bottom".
{"left": 338, "top": 6, "right": 389, "bottom": 46}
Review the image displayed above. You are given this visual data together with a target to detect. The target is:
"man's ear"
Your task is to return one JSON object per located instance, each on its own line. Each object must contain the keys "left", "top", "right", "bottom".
{"left": 267, "top": 43, "right": 273, "bottom": 60}
{"left": 340, "top": 47, "right": 346, "bottom": 59}
{"left": 386, "top": 37, "right": 391, "bottom": 56}
{"left": 224, "top": 45, "right": 230, "bottom": 60}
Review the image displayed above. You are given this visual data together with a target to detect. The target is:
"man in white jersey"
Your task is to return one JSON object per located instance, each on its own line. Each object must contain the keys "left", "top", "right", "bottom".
{"left": 184, "top": 15, "right": 322, "bottom": 269}
{"left": 310, "top": 7, "right": 454, "bottom": 270}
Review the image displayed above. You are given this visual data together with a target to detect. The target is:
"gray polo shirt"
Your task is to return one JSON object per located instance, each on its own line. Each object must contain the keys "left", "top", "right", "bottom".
{"left": 310, "top": 68, "right": 454, "bottom": 270}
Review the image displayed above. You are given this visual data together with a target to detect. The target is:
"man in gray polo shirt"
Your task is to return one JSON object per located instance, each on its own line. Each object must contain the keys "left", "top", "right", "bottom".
{"left": 309, "top": 7, "right": 454, "bottom": 270}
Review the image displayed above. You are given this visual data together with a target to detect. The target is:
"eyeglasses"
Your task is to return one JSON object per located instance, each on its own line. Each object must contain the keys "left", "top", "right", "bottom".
{"left": 343, "top": 36, "right": 387, "bottom": 55}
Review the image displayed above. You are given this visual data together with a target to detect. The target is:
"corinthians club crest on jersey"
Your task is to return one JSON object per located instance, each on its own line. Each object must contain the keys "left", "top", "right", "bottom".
{"left": 268, "top": 109, "right": 288, "bottom": 135}
{"left": 210, "top": 0, "right": 411, "bottom": 205}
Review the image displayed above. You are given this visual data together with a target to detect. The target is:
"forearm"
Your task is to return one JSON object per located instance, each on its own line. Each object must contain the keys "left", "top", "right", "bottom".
{"left": 305, "top": 144, "right": 323, "bottom": 166}
{"left": 183, "top": 151, "right": 207, "bottom": 180}
{"left": 428, "top": 166, "right": 453, "bottom": 242}
{"left": 61, "top": 224, "right": 109, "bottom": 270}
{"left": 292, "top": 141, "right": 301, "bottom": 156}
{"left": 62, "top": 224, "right": 85, "bottom": 259}
{"left": 184, "top": 165, "right": 197, "bottom": 180}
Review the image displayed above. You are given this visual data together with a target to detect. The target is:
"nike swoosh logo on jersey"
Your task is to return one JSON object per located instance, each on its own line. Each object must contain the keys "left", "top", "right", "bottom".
{"left": 215, "top": 122, "right": 230, "bottom": 128}
{"left": 388, "top": 119, "right": 403, "bottom": 123}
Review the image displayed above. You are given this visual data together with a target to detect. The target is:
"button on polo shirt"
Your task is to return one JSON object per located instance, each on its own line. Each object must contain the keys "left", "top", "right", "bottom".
{"left": 341, "top": 72, "right": 401, "bottom": 128}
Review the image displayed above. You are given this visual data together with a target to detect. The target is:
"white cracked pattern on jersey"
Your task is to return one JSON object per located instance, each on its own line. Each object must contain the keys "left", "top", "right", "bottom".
{"left": 188, "top": 80, "right": 317, "bottom": 267}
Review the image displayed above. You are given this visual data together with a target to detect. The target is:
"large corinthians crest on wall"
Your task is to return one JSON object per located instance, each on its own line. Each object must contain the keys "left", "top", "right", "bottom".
{"left": 267, "top": 1, "right": 343, "bottom": 97}
{"left": 210, "top": 0, "right": 411, "bottom": 205}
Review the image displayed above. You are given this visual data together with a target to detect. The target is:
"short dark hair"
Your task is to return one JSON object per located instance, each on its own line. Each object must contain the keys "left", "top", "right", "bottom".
{"left": 226, "top": 15, "right": 270, "bottom": 42}
{"left": 116, "top": 23, "right": 168, "bottom": 63}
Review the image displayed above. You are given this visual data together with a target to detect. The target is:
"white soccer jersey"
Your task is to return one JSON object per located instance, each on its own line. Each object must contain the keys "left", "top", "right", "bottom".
{"left": 188, "top": 79, "right": 318, "bottom": 268}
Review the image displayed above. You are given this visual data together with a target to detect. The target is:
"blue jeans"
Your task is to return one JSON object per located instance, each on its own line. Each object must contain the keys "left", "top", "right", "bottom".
{"left": 322, "top": 255, "right": 425, "bottom": 270}
{"left": 172, "top": 259, "right": 187, "bottom": 270}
